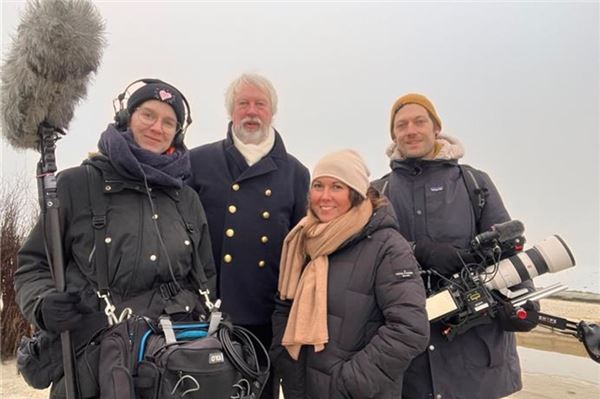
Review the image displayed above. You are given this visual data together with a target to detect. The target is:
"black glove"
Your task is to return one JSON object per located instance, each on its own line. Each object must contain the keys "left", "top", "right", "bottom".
{"left": 37, "top": 290, "right": 92, "bottom": 333}
{"left": 495, "top": 298, "right": 539, "bottom": 332}
{"left": 578, "top": 322, "right": 600, "bottom": 363}
{"left": 414, "top": 239, "right": 477, "bottom": 277}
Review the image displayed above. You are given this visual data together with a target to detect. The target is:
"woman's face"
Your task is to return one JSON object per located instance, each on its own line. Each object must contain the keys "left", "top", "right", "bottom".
{"left": 129, "top": 100, "right": 178, "bottom": 154}
{"left": 309, "top": 177, "right": 352, "bottom": 223}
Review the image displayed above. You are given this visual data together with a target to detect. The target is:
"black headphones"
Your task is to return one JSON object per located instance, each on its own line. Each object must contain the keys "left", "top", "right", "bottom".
{"left": 113, "top": 78, "right": 193, "bottom": 148}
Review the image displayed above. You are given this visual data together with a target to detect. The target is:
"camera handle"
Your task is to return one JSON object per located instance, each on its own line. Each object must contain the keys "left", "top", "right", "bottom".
{"left": 509, "top": 283, "right": 600, "bottom": 364}
{"left": 532, "top": 311, "right": 600, "bottom": 364}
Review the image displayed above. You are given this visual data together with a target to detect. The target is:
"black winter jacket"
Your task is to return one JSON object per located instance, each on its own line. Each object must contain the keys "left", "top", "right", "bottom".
{"left": 271, "top": 205, "right": 430, "bottom": 399}
{"left": 374, "top": 138, "right": 529, "bottom": 399}
{"left": 15, "top": 155, "right": 216, "bottom": 398}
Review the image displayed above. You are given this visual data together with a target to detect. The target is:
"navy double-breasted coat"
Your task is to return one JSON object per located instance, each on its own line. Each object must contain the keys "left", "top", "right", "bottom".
{"left": 187, "top": 126, "right": 310, "bottom": 325}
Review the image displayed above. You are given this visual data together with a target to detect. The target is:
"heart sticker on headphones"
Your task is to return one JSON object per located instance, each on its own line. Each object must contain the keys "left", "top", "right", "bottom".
{"left": 158, "top": 89, "right": 173, "bottom": 101}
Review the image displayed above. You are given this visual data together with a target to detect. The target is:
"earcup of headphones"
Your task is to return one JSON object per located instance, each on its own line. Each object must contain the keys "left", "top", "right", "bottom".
{"left": 172, "top": 131, "right": 185, "bottom": 148}
{"left": 114, "top": 109, "right": 130, "bottom": 131}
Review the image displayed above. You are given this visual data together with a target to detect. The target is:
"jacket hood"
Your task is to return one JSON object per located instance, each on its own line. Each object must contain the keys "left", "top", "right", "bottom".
{"left": 338, "top": 203, "right": 399, "bottom": 251}
{"left": 386, "top": 134, "right": 465, "bottom": 162}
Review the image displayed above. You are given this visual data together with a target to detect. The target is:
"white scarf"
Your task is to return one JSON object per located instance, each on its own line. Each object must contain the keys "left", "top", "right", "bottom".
{"left": 232, "top": 127, "right": 276, "bottom": 166}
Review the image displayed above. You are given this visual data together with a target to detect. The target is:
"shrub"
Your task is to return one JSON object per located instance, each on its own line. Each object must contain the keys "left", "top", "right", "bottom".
{"left": 1, "top": 177, "right": 37, "bottom": 360}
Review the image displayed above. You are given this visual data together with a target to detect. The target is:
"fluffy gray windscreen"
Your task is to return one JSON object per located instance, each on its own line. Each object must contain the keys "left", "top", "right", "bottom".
{"left": 1, "top": 0, "right": 105, "bottom": 150}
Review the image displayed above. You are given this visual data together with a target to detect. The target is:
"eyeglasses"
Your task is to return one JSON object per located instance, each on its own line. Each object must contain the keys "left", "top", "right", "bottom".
{"left": 135, "top": 107, "right": 180, "bottom": 134}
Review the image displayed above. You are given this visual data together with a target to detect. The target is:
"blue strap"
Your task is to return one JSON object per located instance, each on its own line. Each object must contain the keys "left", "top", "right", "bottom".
{"left": 137, "top": 323, "right": 210, "bottom": 362}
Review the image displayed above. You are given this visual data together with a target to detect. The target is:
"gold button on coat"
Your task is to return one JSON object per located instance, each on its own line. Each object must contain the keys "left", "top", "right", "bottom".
{"left": 261, "top": 211, "right": 270, "bottom": 219}
{"left": 228, "top": 205, "right": 237, "bottom": 214}
{"left": 225, "top": 228, "right": 235, "bottom": 237}
{"left": 258, "top": 260, "right": 266, "bottom": 268}
{"left": 264, "top": 189, "right": 272, "bottom": 197}
{"left": 224, "top": 254, "right": 232, "bottom": 263}
{"left": 260, "top": 236, "right": 268, "bottom": 244}
{"left": 232, "top": 184, "right": 240, "bottom": 191}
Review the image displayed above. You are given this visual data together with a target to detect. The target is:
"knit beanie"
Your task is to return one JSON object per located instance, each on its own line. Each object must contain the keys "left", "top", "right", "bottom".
{"left": 127, "top": 81, "right": 186, "bottom": 127}
{"left": 389, "top": 93, "right": 442, "bottom": 139}
{"left": 312, "top": 149, "right": 370, "bottom": 198}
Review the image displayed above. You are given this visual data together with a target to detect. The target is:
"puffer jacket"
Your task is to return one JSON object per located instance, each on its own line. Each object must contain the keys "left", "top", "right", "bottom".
{"left": 271, "top": 204, "right": 430, "bottom": 399}
{"left": 15, "top": 155, "right": 217, "bottom": 398}
{"left": 374, "top": 135, "right": 528, "bottom": 399}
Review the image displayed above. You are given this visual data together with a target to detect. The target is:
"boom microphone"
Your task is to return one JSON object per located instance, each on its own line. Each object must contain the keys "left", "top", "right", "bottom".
{"left": 1, "top": 0, "right": 105, "bottom": 150}
{"left": 471, "top": 220, "right": 525, "bottom": 248}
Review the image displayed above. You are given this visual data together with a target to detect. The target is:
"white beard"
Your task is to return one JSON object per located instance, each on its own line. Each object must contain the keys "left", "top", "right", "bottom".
{"left": 233, "top": 117, "right": 270, "bottom": 144}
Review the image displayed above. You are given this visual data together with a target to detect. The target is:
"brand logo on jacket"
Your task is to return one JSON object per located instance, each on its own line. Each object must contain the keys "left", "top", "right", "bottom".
{"left": 395, "top": 270, "right": 415, "bottom": 278}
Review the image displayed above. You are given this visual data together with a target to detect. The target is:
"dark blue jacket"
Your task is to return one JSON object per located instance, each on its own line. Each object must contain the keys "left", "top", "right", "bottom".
{"left": 373, "top": 153, "right": 526, "bottom": 399}
{"left": 187, "top": 126, "right": 310, "bottom": 325}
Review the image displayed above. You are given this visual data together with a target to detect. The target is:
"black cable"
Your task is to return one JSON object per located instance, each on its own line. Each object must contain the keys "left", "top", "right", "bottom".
{"left": 218, "top": 324, "right": 270, "bottom": 383}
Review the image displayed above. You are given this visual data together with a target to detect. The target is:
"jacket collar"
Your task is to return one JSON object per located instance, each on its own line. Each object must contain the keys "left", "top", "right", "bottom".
{"left": 390, "top": 157, "right": 459, "bottom": 173}
{"left": 223, "top": 122, "right": 289, "bottom": 182}
{"left": 86, "top": 157, "right": 182, "bottom": 201}
{"left": 386, "top": 134, "right": 465, "bottom": 163}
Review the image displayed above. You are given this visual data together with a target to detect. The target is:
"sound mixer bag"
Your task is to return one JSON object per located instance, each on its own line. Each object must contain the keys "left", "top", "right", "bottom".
{"left": 98, "top": 316, "right": 242, "bottom": 399}
{"left": 136, "top": 333, "right": 241, "bottom": 399}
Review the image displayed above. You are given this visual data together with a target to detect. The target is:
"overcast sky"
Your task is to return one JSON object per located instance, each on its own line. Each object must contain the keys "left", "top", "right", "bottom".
{"left": 1, "top": 1, "right": 598, "bottom": 293}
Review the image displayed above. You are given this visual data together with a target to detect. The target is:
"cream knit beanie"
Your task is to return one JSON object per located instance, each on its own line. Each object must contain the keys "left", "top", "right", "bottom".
{"left": 312, "top": 149, "right": 370, "bottom": 198}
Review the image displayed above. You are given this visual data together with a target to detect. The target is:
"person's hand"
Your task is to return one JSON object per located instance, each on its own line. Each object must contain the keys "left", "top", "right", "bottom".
{"left": 414, "top": 239, "right": 477, "bottom": 277}
{"left": 495, "top": 298, "right": 539, "bottom": 332}
{"left": 38, "top": 290, "right": 92, "bottom": 333}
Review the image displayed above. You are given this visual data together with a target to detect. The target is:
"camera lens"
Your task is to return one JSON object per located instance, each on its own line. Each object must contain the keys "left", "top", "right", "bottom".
{"left": 484, "top": 235, "right": 576, "bottom": 291}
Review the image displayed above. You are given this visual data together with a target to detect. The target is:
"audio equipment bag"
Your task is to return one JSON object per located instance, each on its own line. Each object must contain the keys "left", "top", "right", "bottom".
{"left": 97, "top": 315, "right": 244, "bottom": 399}
{"left": 134, "top": 321, "right": 242, "bottom": 399}
{"left": 16, "top": 330, "right": 63, "bottom": 389}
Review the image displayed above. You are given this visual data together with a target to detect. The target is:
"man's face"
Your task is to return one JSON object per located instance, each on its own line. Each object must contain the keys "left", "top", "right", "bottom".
{"left": 392, "top": 103, "right": 440, "bottom": 160}
{"left": 231, "top": 83, "right": 273, "bottom": 144}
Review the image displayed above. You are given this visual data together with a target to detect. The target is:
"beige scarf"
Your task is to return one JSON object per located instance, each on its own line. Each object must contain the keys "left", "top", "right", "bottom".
{"left": 278, "top": 199, "right": 373, "bottom": 360}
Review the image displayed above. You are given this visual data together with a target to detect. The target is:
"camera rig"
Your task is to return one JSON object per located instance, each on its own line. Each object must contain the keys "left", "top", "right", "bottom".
{"left": 423, "top": 220, "right": 600, "bottom": 363}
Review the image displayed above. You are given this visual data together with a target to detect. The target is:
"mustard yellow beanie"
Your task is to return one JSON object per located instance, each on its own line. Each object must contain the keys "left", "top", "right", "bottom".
{"left": 389, "top": 93, "right": 442, "bottom": 139}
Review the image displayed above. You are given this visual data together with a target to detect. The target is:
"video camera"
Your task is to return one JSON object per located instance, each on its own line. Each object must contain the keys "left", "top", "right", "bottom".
{"left": 425, "top": 220, "right": 576, "bottom": 340}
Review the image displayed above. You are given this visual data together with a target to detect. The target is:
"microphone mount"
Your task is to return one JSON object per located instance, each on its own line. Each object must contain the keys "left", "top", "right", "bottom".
{"left": 36, "top": 121, "right": 79, "bottom": 399}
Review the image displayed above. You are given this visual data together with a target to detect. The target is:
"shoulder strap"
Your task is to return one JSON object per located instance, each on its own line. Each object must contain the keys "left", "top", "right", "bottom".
{"left": 371, "top": 173, "right": 390, "bottom": 196}
{"left": 174, "top": 200, "right": 209, "bottom": 292}
{"left": 85, "top": 164, "right": 110, "bottom": 295}
{"left": 459, "top": 164, "right": 488, "bottom": 229}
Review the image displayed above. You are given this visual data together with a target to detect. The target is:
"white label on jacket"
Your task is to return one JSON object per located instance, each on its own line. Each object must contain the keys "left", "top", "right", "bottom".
{"left": 430, "top": 186, "right": 444, "bottom": 192}
{"left": 395, "top": 270, "right": 415, "bottom": 278}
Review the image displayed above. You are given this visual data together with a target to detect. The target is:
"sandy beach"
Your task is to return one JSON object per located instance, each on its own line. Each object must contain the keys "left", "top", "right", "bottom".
{"left": 1, "top": 292, "right": 599, "bottom": 399}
